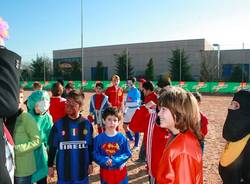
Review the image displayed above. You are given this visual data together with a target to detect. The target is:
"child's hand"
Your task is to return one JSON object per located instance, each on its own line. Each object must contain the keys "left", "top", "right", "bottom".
{"left": 106, "top": 159, "right": 112, "bottom": 166}
{"left": 87, "top": 114, "right": 94, "bottom": 123}
{"left": 88, "top": 164, "right": 93, "bottom": 174}
{"left": 48, "top": 167, "right": 54, "bottom": 178}
{"left": 145, "top": 101, "right": 156, "bottom": 110}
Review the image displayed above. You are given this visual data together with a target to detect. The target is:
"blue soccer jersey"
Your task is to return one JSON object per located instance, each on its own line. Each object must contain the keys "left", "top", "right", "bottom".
{"left": 48, "top": 115, "right": 93, "bottom": 184}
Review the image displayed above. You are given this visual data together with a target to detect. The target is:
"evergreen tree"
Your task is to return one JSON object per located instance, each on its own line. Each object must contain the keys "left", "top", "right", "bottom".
{"left": 96, "top": 61, "right": 104, "bottom": 80}
{"left": 230, "top": 65, "right": 246, "bottom": 82}
{"left": 20, "top": 64, "right": 32, "bottom": 81}
{"left": 30, "top": 55, "right": 52, "bottom": 81}
{"left": 114, "top": 50, "right": 133, "bottom": 80}
{"left": 168, "top": 49, "right": 192, "bottom": 81}
{"left": 145, "top": 58, "right": 154, "bottom": 80}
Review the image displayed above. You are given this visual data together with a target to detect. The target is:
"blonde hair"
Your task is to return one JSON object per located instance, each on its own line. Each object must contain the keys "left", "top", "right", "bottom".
{"left": 111, "top": 75, "right": 120, "bottom": 82}
{"left": 158, "top": 86, "right": 202, "bottom": 141}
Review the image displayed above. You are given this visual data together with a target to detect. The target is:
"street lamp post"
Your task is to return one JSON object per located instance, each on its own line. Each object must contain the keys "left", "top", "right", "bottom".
{"left": 81, "top": 0, "right": 84, "bottom": 85}
{"left": 179, "top": 49, "right": 182, "bottom": 81}
{"left": 126, "top": 48, "right": 128, "bottom": 80}
{"left": 213, "top": 43, "right": 220, "bottom": 81}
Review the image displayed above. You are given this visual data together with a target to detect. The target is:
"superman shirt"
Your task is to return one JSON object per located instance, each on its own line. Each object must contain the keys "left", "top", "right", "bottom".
{"left": 48, "top": 115, "right": 93, "bottom": 184}
{"left": 93, "top": 132, "right": 131, "bottom": 184}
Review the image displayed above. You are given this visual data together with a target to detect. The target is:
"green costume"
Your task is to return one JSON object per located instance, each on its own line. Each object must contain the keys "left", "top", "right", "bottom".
{"left": 13, "top": 111, "right": 41, "bottom": 177}
{"left": 27, "top": 90, "right": 53, "bottom": 183}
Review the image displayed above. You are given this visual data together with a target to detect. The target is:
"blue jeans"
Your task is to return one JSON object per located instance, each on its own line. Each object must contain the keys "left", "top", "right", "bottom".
{"left": 14, "top": 175, "right": 32, "bottom": 184}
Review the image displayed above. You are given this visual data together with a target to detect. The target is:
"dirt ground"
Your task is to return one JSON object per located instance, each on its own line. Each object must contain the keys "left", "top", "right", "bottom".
{"left": 24, "top": 91, "right": 232, "bottom": 184}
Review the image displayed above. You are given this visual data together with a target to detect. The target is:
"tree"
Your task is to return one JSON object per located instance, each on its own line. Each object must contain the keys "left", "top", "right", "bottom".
{"left": 200, "top": 59, "right": 214, "bottom": 82}
{"left": 145, "top": 58, "right": 154, "bottom": 80}
{"left": 30, "top": 55, "right": 52, "bottom": 81}
{"left": 229, "top": 65, "right": 247, "bottom": 82}
{"left": 168, "top": 49, "right": 192, "bottom": 81}
{"left": 20, "top": 64, "right": 32, "bottom": 81}
{"left": 114, "top": 50, "right": 133, "bottom": 80}
{"left": 200, "top": 51, "right": 219, "bottom": 81}
{"left": 95, "top": 61, "right": 104, "bottom": 80}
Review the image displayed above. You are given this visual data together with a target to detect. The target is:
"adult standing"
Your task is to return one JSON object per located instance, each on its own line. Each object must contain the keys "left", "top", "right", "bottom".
{"left": 0, "top": 17, "right": 21, "bottom": 184}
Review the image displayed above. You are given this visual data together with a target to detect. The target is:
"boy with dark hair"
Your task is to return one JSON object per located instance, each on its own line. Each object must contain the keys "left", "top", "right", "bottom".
{"left": 48, "top": 90, "right": 94, "bottom": 184}
{"left": 49, "top": 82, "right": 66, "bottom": 123}
{"left": 123, "top": 77, "right": 141, "bottom": 151}
{"left": 93, "top": 107, "right": 131, "bottom": 184}
{"left": 89, "top": 82, "right": 109, "bottom": 134}
{"left": 62, "top": 82, "right": 75, "bottom": 98}
{"left": 142, "top": 81, "right": 158, "bottom": 104}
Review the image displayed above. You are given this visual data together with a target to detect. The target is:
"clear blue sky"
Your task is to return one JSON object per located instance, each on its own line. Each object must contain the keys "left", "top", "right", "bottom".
{"left": 1, "top": 0, "right": 250, "bottom": 63}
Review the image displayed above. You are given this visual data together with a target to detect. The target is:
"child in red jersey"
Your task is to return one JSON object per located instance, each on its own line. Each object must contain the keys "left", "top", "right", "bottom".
{"left": 89, "top": 82, "right": 109, "bottom": 134}
{"left": 193, "top": 92, "right": 208, "bottom": 152}
{"left": 105, "top": 75, "right": 124, "bottom": 112}
{"left": 157, "top": 87, "right": 203, "bottom": 184}
{"left": 49, "top": 82, "right": 67, "bottom": 123}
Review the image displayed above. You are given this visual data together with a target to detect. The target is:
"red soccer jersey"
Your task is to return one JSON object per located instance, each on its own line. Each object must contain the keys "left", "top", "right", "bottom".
{"left": 105, "top": 85, "right": 124, "bottom": 109}
{"left": 95, "top": 94, "right": 104, "bottom": 110}
{"left": 49, "top": 97, "right": 66, "bottom": 123}
{"left": 200, "top": 111, "right": 208, "bottom": 137}
{"left": 144, "top": 92, "right": 158, "bottom": 104}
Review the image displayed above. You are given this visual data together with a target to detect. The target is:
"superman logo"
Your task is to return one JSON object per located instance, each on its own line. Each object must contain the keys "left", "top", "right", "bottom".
{"left": 102, "top": 142, "right": 120, "bottom": 156}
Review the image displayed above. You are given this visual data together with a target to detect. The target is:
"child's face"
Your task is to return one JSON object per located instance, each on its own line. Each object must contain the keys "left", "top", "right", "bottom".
{"left": 158, "top": 106, "right": 175, "bottom": 130}
{"left": 112, "top": 79, "right": 120, "bottom": 86}
{"left": 95, "top": 87, "right": 103, "bottom": 94}
{"left": 104, "top": 115, "right": 119, "bottom": 130}
{"left": 66, "top": 98, "right": 81, "bottom": 118}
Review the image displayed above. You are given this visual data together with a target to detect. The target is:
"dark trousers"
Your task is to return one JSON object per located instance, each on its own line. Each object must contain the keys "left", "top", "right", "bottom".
{"left": 14, "top": 175, "right": 32, "bottom": 184}
{"left": 36, "top": 177, "right": 47, "bottom": 184}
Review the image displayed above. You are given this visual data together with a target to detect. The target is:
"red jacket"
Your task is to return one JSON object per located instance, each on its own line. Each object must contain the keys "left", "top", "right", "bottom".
{"left": 157, "top": 131, "right": 203, "bottom": 184}
{"left": 49, "top": 97, "right": 66, "bottom": 123}
{"left": 200, "top": 112, "right": 208, "bottom": 136}
{"left": 129, "top": 105, "right": 169, "bottom": 178}
{"left": 144, "top": 92, "right": 158, "bottom": 104}
{"left": 105, "top": 86, "right": 124, "bottom": 109}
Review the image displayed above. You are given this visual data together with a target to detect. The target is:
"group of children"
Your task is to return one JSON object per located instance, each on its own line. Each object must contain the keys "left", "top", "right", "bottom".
{"left": 4, "top": 74, "right": 211, "bottom": 184}
{"left": 50, "top": 75, "right": 210, "bottom": 184}
{"left": 8, "top": 75, "right": 211, "bottom": 184}
{"left": 1, "top": 75, "right": 211, "bottom": 184}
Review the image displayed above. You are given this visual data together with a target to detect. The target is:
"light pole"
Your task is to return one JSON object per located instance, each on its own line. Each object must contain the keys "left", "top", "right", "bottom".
{"left": 44, "top": 59, "right": 46, "bottom": 83}
{"left": 81, "top": 0, "right": 84, "bottom": 85}
{"left": 126, "top": 48, "right": 128, "bottom": 80}
{"left": 179, "top": 49, "right": 182, "bottom": 81}
{"left": 213, "top": 43, "right": 220, "bottom": 81}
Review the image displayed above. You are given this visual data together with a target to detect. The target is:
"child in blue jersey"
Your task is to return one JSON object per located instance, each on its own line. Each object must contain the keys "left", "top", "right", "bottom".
{"left": 93, "top": 107, "right": 132, "bottom": 184}
{"left": 48, "top": 90, "right": 94, "bottom": 184}
{"left": 123, "top": 77, "right": 141, "bottom": 151}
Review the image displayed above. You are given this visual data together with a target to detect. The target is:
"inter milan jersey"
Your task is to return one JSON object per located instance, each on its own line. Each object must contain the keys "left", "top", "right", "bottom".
{"left": 48, "top": 115, "right": 93, "bottom": 184}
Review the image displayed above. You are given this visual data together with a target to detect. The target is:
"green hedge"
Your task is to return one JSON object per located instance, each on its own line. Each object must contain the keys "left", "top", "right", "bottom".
{"left": 20, "top": 81, "right": 250, "bottom": 93}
